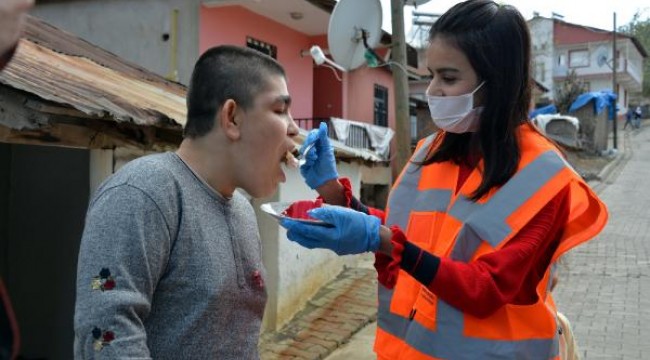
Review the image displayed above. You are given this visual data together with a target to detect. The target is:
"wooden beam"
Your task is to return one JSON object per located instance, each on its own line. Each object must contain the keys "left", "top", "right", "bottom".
{"left": 24, "top": 99, "right": 100, "bottom": 120}
{"left": 0, "top": 85, "right": 182, "bottom": 150}
{"left": 0, "top": 123, "right": 125, "bottom": 149}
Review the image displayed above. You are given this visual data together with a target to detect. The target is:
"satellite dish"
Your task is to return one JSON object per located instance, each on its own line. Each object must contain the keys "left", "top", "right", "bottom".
{"left": 597, "top": 54, "right": 608, "bottom": 67}
{"left": 596, "top": 47, "right": 609, "bottom": 68}
{"left": 327, "top": 0, "right": 382, "bottom": 71}
{"left": 405, "top": 0, "right": 432, "bottom": 6}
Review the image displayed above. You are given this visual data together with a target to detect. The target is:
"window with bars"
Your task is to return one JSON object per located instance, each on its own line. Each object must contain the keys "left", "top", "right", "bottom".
{"left": 246, "top": 37, "right": 277, "bottom": 59}
{"left": 374, "top": 84, "right": 388, "bottom": 127}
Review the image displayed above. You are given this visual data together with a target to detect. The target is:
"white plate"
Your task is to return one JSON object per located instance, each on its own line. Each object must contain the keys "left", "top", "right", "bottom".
{"left": 260, "top": 201, "right": 333, "bottom": 227}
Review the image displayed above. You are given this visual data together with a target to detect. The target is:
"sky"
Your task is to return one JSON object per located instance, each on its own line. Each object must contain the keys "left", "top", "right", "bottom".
{"left": 379, "top": 0, "right": 650, "bottom": 35}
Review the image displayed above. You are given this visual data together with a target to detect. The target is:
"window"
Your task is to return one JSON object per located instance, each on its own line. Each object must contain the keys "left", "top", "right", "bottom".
{"left": 410, "top": 114, "right": 418, "bottom": 141}
{"left": 246, "top": 37, "right": 277, "bottom": 59}
{"left": 374, "top": 85, "right": 388, "bottom": 127}
{"left": 536, "top": 62, "right": 546, "bottom": 82}
{"left": 406, "top": 46, "right": 418, "bottom": 69}
{"left": 568, "top": 49, "right": 589, "bottom": 68}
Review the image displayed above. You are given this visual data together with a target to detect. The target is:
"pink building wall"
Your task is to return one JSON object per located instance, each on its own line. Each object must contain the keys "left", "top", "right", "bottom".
{"left": 200, "top": 6, "right": 396, "bottom": 130}
{"left": 200, "top": 6, "right": 314, "bottom": 119}
{"left": 346, "top": 67, "right": 395, "bottom": 129}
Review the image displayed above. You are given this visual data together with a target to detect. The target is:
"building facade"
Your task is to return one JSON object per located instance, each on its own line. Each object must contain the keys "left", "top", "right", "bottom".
{"left": 529, "top": 16, "right": 647, "bottom": 113}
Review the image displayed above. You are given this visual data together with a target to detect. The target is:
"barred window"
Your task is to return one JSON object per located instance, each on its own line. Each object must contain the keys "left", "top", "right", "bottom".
{"left": 246, "top": 37, "right": 277, "bottom": 59}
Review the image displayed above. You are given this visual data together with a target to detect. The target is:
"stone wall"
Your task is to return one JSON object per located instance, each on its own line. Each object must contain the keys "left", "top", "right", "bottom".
{"left": 573, "top": 100, "right": 609, "bottom": 153}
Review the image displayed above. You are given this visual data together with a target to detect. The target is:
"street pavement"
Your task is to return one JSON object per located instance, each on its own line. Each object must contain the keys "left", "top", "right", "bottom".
{"left": 261, "top": 123, "right": 650, "bottom": 359}
{"left": 551, "top": 124, "right": 650, "bottom": 359}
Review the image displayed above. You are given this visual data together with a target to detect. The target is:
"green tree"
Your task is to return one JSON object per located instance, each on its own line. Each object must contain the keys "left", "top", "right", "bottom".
{"left": 555, "top": 69, "right": 587, "bottom": 113}
{"left": 620, "top": 11, "right": 650, "bottom": 97}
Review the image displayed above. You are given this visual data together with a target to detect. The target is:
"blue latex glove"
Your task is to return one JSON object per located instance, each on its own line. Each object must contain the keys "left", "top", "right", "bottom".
{"left": 300, "top": 122, "right": 339, "bottom": 189}
{"left": 280, "top": 205, "right": 381, "bottom": 255}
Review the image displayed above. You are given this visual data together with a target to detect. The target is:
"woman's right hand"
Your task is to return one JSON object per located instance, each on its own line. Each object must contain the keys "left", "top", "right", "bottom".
{"left": 300, "top": 122, "right": 339, "bottom": 189}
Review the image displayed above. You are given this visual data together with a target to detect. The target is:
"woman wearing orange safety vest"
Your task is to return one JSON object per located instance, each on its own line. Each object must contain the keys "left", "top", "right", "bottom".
{"left": 280, "top": 0, "right": 608, "bottom": 358}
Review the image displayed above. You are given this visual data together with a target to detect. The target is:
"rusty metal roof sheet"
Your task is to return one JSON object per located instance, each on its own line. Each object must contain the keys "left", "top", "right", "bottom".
{"left": 0, "top": 15, "right": 187, "bottom": 128}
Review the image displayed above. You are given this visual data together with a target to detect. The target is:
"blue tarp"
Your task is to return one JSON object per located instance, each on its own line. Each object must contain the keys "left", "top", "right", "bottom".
{"left": 529, "top": 104, "right": 558, "bottom": 119}
{"left": 568, "top": 90, "right": 617, "bottom": 115}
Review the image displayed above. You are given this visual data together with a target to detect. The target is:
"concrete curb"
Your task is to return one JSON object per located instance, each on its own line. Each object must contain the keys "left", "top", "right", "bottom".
{"left": 589, "top": 125, "right": 639, "bottom": 194}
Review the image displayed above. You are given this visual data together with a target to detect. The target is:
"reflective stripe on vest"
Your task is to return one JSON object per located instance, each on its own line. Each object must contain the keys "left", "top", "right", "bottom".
{"left": 378, "top": 287, "right": 559, "bottom": 359}
{"left": 387, "top": 136, "right": 452, "bottom": 231}
{"left": 387, "top": 139, "right": 566, "bottom": 262}
{"left": 449, "top": 150, "right": 566, "bottom": 261}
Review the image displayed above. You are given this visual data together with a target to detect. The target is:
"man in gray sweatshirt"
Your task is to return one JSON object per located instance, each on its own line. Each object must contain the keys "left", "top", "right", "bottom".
{"left": 74, "top": 45, "right": 300, "bottom": 359}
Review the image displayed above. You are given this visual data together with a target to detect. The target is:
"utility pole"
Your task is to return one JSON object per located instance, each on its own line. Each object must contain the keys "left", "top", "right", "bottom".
{"left": 390, "top": 0, "right": 411, "bottom": 181}
{"left": 612, "top": 12, "right": 618, "bottom": 150}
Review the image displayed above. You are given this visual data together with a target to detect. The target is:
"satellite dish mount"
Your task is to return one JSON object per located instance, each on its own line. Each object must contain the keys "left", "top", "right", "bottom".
{"left": 313, "top": 0, "right": 382, "bottom": 72}
{"left": 596, "top": 47, "right": 612, "bottom": 69}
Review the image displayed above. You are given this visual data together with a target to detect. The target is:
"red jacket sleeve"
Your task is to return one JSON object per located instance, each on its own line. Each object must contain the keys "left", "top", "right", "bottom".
{"left": 366, "top": 207, "right": 386, "bottom": 222}
{"left": 326, "top": 177, "right": 386, "bottom": 223}
{"left": 377, "top": 186, "right": 571, "bottom": 319}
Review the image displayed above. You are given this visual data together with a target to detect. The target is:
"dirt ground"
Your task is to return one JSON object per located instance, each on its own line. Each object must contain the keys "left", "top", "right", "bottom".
{"left": 564, "top": 148, "right": 613, "bottom": 181}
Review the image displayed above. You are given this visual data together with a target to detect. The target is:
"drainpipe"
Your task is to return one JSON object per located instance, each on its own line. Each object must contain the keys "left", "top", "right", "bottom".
{"left": 166, "top": 9, "right": 179, "bottom": 82}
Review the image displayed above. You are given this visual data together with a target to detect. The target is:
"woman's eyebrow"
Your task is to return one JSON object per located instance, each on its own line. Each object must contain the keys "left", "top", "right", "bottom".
{"left": 435, "top": 67, "right": 460, "bottom": 74}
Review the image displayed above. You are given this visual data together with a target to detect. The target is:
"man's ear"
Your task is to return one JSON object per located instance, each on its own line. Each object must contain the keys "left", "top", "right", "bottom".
{"left": 219, "top": 99, "right": 241, "bottom": 140}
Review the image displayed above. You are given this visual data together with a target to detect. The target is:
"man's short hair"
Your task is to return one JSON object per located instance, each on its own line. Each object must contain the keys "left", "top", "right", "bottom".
{"left": 184, "top": 45, "right": 286, "bottom": 138}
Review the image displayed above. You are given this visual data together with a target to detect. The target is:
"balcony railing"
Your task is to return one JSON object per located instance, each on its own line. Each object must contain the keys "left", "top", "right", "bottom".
{"left": 553, "top": 58, "right": 643, "bottom": 88}
{"left": 294, "top": 117, "right": 373, "bottom": 153}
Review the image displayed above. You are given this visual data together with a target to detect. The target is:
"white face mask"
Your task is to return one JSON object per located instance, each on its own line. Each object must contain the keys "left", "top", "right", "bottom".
{"left": 427, "top": 82, "right": 485, "bottom": 133}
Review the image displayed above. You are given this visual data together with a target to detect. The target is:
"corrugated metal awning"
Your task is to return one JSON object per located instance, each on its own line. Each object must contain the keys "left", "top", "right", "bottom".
{"left": 0, "top": 15, "right": 187, "bottom": 129}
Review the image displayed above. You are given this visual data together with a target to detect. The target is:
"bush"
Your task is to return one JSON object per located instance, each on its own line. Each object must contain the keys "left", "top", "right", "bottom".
{"left": 555, "top": 70, "right": 588, "bottom": 113}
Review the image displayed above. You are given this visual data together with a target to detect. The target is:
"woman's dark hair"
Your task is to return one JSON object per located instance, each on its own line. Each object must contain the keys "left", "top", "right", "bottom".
{"left": 422, "top": 0, "right": 532, "bottom": 200}
{"left": 184, "top": 45, "right": 286, "bottom": 138}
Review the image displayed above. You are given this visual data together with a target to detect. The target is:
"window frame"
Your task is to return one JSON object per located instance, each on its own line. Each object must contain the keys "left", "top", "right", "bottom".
{"left": 568, "top": 49, "right": 590, "bottom": 68}
{"left": 246, "top": 36, "right": 277, "bottom": 59}
{"left": 373, "top": 84, "right": 389, "bottom": 128}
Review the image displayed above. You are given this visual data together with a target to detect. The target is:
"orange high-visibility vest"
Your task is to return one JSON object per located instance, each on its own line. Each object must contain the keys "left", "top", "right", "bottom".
{"left": 375, "top": 123, "right": 608, "bottom": 360}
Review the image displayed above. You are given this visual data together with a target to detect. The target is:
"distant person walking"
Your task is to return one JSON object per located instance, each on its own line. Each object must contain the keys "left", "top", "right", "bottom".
{"left": 634, "top": 106, "right": 643, "bottom": 128}
{"left": 625, "top": 107, "right": 635, "bottom": 130}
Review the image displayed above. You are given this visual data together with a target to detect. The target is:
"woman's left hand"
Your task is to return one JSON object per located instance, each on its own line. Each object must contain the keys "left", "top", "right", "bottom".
{"left": 280, "top": 206, "right": 380, "bottom": 255}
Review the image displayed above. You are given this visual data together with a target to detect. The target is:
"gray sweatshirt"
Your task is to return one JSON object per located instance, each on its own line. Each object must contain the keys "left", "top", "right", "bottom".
{"left": 74, "top": 152, "right": 267, "bottom": 359}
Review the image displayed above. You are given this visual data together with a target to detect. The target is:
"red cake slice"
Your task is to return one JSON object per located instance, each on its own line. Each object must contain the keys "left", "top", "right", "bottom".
{"left": 282, "top": 199, "right": 324, "bottom": 220}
